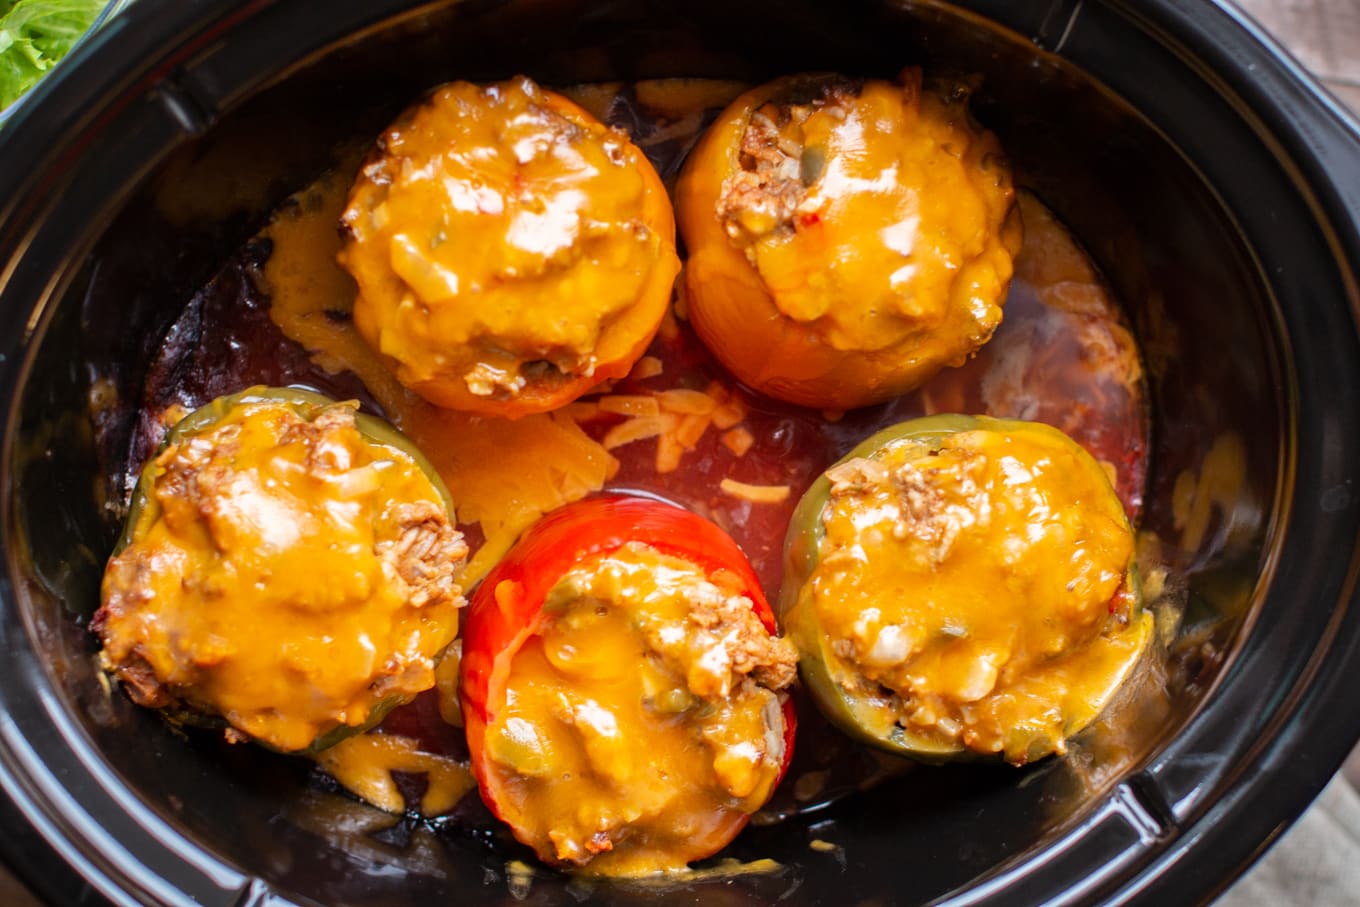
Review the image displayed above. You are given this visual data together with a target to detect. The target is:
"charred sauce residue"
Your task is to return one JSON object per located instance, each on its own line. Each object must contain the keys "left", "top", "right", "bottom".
{"left": 105, "top": 80, "right": 1152, "bottom": 866}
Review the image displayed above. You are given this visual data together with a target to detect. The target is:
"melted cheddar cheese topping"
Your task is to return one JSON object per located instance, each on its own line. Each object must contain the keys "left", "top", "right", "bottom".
{"left": 483, "top": 543, "right": 795, "bottom": 876}
{"left": 96, "top": 398, "right": 467, "bottom": 753}
{"left": 339, "top": 77, "right": 679, "bottom": 416}
{"left": 802, "top": 424, "right": 1149, "bottom": 763}
{"left": 315, "top": 732, "right": 477, "bottom": 815}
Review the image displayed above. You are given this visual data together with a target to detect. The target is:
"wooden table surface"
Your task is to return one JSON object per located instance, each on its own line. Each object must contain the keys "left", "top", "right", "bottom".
{"left": 1234, "top": 0, "right": 1360, "bottom": 112}
{"left": 2, "top": 1, "right": 1358, "bottom": 905}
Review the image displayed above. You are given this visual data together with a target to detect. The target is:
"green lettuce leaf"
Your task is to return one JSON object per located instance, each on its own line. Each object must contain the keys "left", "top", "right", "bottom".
{"left": 0, "top": 0, "right": 104, "bottom": 111}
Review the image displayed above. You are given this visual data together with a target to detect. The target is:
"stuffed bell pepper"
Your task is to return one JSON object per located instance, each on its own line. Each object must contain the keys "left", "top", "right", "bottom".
{"left": 460, "top": 495, "right": 797, "bottom": 876}
{"left": 96, "top": 387, "right": 468, "bottom": 754}
{"left": 340, "top": 76, "right": 681, "bottom": 418}
{"left": 779, "top": 415, "right": 1150, "bottom": 765}
{"left": 676, "top": 70, "right": 1023, "bottom": 411}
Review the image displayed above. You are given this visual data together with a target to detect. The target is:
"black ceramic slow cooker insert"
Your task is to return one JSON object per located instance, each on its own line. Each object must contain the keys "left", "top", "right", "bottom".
{"left": 1, "top": 1, "right": 1359, "bottom": 904}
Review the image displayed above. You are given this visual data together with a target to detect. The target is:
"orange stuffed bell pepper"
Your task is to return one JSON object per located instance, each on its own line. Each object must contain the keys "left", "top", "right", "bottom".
{"left": 677, "top": 70, "right": 1023, "bottom": 410}
{"left": 460, "top": 496, "right": 797, "bottom": 876}
{"left": 340, "top": 77, "right": 680, "bottom": 418}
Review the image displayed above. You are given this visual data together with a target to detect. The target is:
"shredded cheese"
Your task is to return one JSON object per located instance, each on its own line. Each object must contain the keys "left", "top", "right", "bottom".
{"left": 720, "top": 479, "right": 790, "bottom": 504}
{"left": 656, "top": 388, "right": 716, "bottom": 415}
{"left": 589, "top": 379, "right": 751, "bottom": 474}
{"left": 712, "top": 404, "right": 745, "bottom": 430}
{"left": 629, "top": 355, "right": 664, "bottom": 380}
{"left": 675, "top": 412, "right": 710, "bottom": 449}
{"left": 599, "top": 395, "right": 661, "bottom": 417}
{"left": 706, "top": 381, "right": 747, "bottom": 429}
{"left": 561, "top": 401, "right": 602, "bottom": 422}
{"left": 657, "top": 433, "right": 685, "bottom": 473}
{"left": 722, "top": 426, "right": 755, "bottom": 457}
{"left": 603, "top": 414, "right": 671, "bottom": 449}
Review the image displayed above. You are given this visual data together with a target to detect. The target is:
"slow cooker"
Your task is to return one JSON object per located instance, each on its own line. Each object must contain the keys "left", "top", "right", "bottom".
{"left": 1, "top": 0, "right": 1359, "bottom": 904}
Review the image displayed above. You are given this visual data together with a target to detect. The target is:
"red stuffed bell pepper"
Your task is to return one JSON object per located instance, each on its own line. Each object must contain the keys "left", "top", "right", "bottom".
{"left": 461, "top": 496, "right": 798, "bottom": 877}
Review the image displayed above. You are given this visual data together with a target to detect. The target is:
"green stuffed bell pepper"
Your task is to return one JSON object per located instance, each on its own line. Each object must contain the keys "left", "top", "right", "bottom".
{"left": 779, "top": 414, "right": 1151, "bottom": 766}
{"left": 95, "top": 387, "right": 468, "bottom": 755}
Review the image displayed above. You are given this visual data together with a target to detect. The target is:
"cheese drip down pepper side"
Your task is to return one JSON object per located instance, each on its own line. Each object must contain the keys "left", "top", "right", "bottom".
{"left": 779, "top": 415, "right": 1151, "bottom": 765}
{"left": 459, "top": 496, "right": 798, "bottom": 876}
{"left": 677, "top": 71, "right": 1022, "bottom": 410}
{"left": 339, "top": 76, "right": 680, "bottom": 418}
{"left": 95, "top": 388, "right": 468, "bottom": 754}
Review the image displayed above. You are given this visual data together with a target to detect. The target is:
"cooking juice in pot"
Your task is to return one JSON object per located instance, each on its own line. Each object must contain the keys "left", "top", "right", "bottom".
{"left": 95, "top": 75, "right": 1165, "bottom": 879}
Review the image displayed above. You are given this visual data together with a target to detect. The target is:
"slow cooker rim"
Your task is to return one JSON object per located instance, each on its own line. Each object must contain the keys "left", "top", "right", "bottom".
{"left": 0, "top": 1, "right": 1358, "bottom": 905}
{"left": 1061, "top": 4, "right": 1360, "bottom": 899}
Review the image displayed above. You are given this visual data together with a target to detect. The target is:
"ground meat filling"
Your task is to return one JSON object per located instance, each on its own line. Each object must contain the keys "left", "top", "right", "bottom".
{"left": 717, "top": 76, "right": 862, "bottom": 252}
{"left": 825, "top": 449, "right": 988, "bottom": 568}
{"left": 622, "top": 561, "right": 799, "bottom": 699}
{"left": 376, "top": 500, "right": 468, "bottom": 609}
